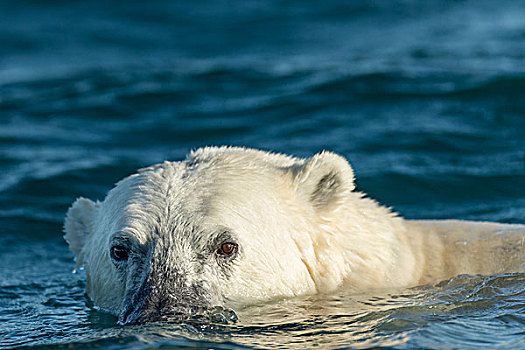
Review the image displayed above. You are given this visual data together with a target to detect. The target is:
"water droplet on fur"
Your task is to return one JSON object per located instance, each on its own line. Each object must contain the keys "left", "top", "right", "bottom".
{"left": 72, "top": 265, "right": 85, "bottom": 274}
{"left": 455, "top": 240, "right": 468, "bottom": 246}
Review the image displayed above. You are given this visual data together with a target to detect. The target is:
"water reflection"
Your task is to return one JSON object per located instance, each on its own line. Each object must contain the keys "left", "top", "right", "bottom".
{"left": 104, "top": 273, "right": 523, "bottom": 349}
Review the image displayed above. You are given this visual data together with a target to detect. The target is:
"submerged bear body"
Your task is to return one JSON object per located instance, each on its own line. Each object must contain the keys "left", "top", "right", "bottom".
{"left": 64, "top": 146, "right": 525, "bottom": 324}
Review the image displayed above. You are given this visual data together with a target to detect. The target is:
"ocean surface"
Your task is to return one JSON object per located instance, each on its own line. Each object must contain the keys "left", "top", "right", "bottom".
{"left": 1, "top": 0, "right": 525, "bottom": 349}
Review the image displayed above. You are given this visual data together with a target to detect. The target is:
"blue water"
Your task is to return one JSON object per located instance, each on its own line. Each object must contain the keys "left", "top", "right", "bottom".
{"left": 1, "top": 0, "right": 525, "bottom": 348}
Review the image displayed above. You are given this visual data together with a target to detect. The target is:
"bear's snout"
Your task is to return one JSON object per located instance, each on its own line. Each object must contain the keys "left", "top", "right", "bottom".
{"left": 118, "top": 294, "right": 236, "bottom": 325}
{"left": 119, "top": 300, "right": 211, "bottom": 325}
{"left": 117, "top": 271, "right": 217, "bottom": 325}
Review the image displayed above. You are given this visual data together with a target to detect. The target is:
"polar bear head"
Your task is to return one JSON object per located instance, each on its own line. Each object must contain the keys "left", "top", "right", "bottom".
{"left": 64, "top": 146, "right": 357, "bottom": 324}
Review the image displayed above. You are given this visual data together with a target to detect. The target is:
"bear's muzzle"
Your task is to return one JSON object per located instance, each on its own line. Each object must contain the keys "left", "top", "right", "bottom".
{"left": 117, "top": 268, "right": 234, "bottom": 325}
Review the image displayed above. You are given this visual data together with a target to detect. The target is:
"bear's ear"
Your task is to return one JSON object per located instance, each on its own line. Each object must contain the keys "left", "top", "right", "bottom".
{"left": 293, "top": 151, "right": 355, "bottom": 211}
{"left": 64, "top": 197, "right": 99, "bottom": 267}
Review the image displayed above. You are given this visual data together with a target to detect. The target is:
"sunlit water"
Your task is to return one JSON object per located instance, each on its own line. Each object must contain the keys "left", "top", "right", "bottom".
{"left": 1, "top": 0, "right": 524, "bottom": 349}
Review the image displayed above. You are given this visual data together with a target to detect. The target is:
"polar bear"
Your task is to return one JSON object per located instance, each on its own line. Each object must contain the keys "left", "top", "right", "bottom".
{"left": 64, "top": 146, "right": 525, "bottom": 324}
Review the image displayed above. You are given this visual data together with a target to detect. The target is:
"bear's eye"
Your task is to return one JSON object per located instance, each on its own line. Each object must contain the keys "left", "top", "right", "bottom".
{"left": 216, "top": 242, "right": 237, "bottom": 257}
{"left": 110, "top": 245, "right": 129, "bottom": 262}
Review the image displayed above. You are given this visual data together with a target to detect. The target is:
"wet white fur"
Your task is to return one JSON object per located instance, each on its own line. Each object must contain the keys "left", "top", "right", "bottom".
{"left": 65, "top": 146, "right": 525, "bottom": 315}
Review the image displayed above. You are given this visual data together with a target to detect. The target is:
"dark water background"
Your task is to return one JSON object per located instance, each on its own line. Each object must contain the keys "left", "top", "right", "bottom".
{"left": 1, "top": 0, "right": 525, "bottom": 349}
